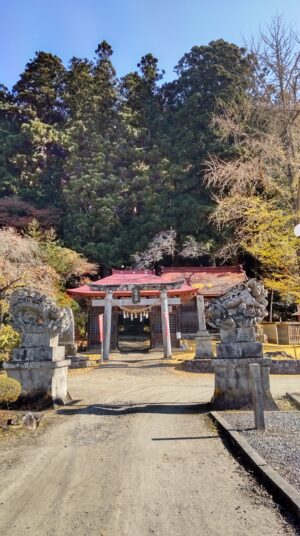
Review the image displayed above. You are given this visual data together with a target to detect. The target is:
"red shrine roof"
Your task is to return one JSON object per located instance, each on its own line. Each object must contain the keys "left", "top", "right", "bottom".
{"left": 160, "top": 266, "right": 246, "bottom": 296}
{"left": 68, "top": 266, "right": 246, "bottom": 299}
{"left": 68, "top": 269, "right": 196, "bottom": 298}
{"left": 89, "top": 270, "right": 162, "bottom": 286}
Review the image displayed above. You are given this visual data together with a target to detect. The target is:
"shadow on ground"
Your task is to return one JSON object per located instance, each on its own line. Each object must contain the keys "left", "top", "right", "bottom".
{"left": 57, "top": 402, "right": 211, "bottom": 416}
{"left": 100, "top": 362, "right": 179, "bottom": 369}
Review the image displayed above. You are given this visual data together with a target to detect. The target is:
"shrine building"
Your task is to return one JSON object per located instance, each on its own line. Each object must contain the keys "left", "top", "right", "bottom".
{"left": 69, "top": 266, "right": 246, "bottom": 355}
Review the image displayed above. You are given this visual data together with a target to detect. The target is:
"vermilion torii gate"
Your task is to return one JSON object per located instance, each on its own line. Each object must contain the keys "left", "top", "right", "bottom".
{"left": 93, "top": 290, "right": 181, "bottom": 360}
{"left": 69, "top": 270, "right": 197, "bottom": 359}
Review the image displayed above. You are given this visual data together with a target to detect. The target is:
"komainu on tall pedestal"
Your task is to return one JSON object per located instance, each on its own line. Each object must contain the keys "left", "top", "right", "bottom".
{"left": 4, "top": 288, "right": 71, "bottom": 405}
{"left": 206, "top": 279, "right": 277, "bottom": 410}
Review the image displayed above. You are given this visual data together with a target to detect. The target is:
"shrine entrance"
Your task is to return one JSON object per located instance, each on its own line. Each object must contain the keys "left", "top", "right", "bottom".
{"left": 69, "top": 269, "right": 198, "bottom": 360}
{"left": 92, "top": 292, "right": 183, "bottom": 361}
{"left": 118, "top": 310, "right": 151, "bottom": 352}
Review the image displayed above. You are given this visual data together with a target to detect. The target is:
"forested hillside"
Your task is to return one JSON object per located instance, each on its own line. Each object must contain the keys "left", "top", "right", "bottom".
{"left": 1, "top": 17, "right": 300, "bottom": 300}
{"left": 0, "top": 38, "right": 253, "bottom": 261}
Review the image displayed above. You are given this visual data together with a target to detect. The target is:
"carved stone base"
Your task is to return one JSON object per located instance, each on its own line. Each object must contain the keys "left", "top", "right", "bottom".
{"left": 12, "top": 345, "right": 65, "bottom": 362}
{"left": 212, "top": 358, "right": 277, "bottom": 410}
{"left": 3, "top": 359, "right": 71, "bottom": 405}
{"left": 194, "top": 333, "right": 214, "bottom": 359}
{"left": 217, "top": 341, "right": 263, "bottom": 359}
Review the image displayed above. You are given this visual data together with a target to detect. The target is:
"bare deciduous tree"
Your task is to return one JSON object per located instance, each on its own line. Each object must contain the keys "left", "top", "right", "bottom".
{"left": 180, "top": 236, "right": 212, "bottom": 259}
{"left": 0, "top": 227, "right": 59, "bottom": 323}
{"left": 203, "top": 17, "right": 300, "bottom": 298}
{"left": 132, "top": 230, "right": 177, "bottom": 269}
{"left": 252, "top": 16, "right": 300, "bottom": 208}
{"left": 133, "top": 230, "right": 217, "bottom": 268}
{"left": 0, "top": 226, "right": 97, "bottom": 325}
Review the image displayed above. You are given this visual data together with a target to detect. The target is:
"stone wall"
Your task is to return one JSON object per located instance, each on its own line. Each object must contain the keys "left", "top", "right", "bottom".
{"left": 182, "top": 359, "right": 214, "bottom": 373}
{"left": 270, "top": 360, "right": 300, "bottom": 374}
{"left": 181, "top": 358, "right": 300, "bottom": 375}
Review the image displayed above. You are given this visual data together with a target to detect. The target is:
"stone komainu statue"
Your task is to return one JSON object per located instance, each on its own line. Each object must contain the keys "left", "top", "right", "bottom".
{"left": 5, "top": 288, "right": 71, "bottom": 405}
{"left": 206, "top": 279, "right": 268, "bottom": 329}
{"left": 209, "top": 279, "right": 277, "bottom": 410}
{"left": 10, "top": 288, "right": 69, "bottom": 338}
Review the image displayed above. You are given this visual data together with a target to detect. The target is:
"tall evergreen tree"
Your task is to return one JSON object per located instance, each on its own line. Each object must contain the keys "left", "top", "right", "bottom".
{"left": 62, "top": 42, "right": 124, "bottom": 262}
{"left": 0, "top": 38, "right": 257, "bottom": 268}
{"left": 7, "top": 53, "right": 69, "bottom": 208}
{"left": 0, "top": 85, "right": 24, "bottom": 196}
{"left": 13, "top": 52, "right": 66, "bottom": 124}
{"left": 161, "top": 40, "right": 254, "bottom": 249}
{"left": 114, "top": 54, "right": 173, "bottom": 262}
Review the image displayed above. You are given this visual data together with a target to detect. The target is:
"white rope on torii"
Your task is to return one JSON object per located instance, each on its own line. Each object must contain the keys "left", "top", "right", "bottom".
{"left": 119, "top": 305, "right": 152, "bottom": 321}
{"left": 90, "top": 279, "right": 186, "bottom": 345}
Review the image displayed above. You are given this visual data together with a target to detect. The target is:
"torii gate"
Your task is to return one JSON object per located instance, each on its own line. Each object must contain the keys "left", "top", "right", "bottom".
{"left": 92, "top": 289, "right": 181, "bottom": 361}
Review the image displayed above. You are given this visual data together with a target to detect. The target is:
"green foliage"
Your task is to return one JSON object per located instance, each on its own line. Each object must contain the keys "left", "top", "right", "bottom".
{"left": 2, "top": 21, "right": 300, "bottom": 315}
{"left": 0, "top": 85, "right": 26, "bottom": 197}
{"left": 26, "top": 219, "right": 96, "bottom": 285}
{"left": 13, "top": 51, "right": 66, "bottom": 124}
{"left": 0, "top": 39, "right": 254, "bottom": 266}
{"left": 0, "top": 374, "right": 21, "bottom": 405}
{"left": 0, "top": 325, "right": 20, "bottom": 362}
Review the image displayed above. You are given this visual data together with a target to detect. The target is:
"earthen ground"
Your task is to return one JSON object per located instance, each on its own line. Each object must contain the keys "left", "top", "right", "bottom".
{"left": 0, "top": 352, "right": 299, "bottom": 536}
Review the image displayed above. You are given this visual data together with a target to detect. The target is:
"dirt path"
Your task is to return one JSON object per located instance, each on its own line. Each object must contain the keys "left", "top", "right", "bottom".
{"left": 0, "top": 353, "right": 298, "bottom": 536}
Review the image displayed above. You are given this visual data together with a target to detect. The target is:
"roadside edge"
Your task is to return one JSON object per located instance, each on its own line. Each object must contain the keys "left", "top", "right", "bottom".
{"left": 286, "top": 392, "right": 300, "bottom": 409}
{"left": 210, "top": 411, "right": 300, "bottom": 520}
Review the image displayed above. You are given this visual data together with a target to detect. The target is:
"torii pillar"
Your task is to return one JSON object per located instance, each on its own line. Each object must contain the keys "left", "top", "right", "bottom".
{"left": 160, "top": 291, "right": 172, "bottom": 359}
{"left": 102, "top": 291, "right": 113, "bottom": 362}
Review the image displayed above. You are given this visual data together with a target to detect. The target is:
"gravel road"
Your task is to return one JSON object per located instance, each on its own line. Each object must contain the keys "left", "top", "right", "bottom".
{"left": 0, "top": 353, "right": 298, "bottom": 536}
{"left": 224, "top": 411, "right": 300, "bottom": 492}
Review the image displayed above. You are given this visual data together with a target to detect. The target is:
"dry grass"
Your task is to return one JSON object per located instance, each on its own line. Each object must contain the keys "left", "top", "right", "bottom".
{"left": 173, "top": 340, "right": 300, "bottom": 361}
{"left": 79, "top": 340, "right": 300, "bottom": 363}
{"left": 68, "top": 367, "right": 94, "bottom": 376}
{"left": 263, "top": 343, "right": 300, "bottom": 359}
{"left": 173, "top": 339, "right": 216, "bottom": 360}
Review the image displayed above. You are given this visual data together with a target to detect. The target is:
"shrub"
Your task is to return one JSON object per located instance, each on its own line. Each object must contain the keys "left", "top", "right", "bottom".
{"left": 0, "top": 375, "right": 21, "bottom": 406}
{"left": 0, "top": 325, "right": 20, "bottom": 363}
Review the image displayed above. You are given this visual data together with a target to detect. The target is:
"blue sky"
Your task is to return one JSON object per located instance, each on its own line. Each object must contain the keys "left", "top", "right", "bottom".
{"left": 1, "top": 0, "right": 300, "bottom": 88}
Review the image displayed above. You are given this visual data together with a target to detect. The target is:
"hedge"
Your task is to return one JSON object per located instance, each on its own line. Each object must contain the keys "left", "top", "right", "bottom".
{"left": 0, "top": 374, "right": 21, "bottom": 405}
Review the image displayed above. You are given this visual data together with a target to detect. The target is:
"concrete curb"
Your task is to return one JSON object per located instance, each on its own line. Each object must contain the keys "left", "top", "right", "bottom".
{"left": 210, "top": 411, "right": 300, "bottom": 520}
{"left": 286, "top": 392, "right": 300, "bottom": 409}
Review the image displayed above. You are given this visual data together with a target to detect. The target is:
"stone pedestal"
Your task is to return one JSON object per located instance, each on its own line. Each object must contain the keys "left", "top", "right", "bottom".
{"left": 217, "top": 341, "right": 263, "bottom": 359}
{"left": 6, "top": 288, "right": 72, "bottom": 406}
{"left": 212, "top": 357, "right": 277, "bottom": 410}
{"left": 205, "top": 279, "right": 277, "bottom": 410}
{"left": 194, "top": 295, "right": 214, "bottom": 359}
{"left": 194, "top": 332, "right": 214, "bottom": 359}
{"left": 64, "top": 343, "right": 78, "bottom": 358}
{"left": 4, "top": 359, "right": 71, "bottom": 405}
{"left": 12, "top": 345, "right": 65, "bottom": 362}
{"left": 59, "top": 307, "right": 78, "bottom": 358}
{"left": 4, "top": 343, "right": 71, "bottom": 405}
{"left": 212, "top": 328, "right": 277, "bottom": 410}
